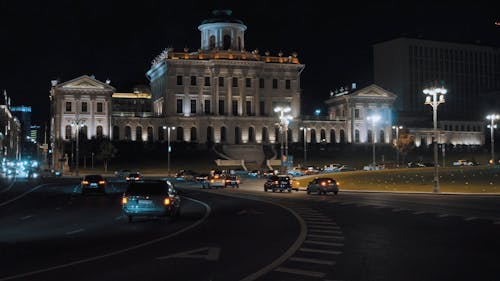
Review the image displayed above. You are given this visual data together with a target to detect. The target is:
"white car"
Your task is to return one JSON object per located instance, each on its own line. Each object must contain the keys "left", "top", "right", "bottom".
{"left": 453, "top": 160, "right": 476, "bottom": 166}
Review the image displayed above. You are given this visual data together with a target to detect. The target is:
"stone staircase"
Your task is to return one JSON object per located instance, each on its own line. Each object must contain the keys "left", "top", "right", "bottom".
{"left": 221, "top": 144, "right": 265, "bottom": 170}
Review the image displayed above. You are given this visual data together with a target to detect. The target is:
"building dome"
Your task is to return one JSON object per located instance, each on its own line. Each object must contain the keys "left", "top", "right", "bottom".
{"left": 198, "top": 10, "right": 247, "bottom": 51}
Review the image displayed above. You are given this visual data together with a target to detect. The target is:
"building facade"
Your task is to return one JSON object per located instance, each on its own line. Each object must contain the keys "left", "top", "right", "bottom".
{"left": 374, "top": 37, "right": 500, "bottom": 122}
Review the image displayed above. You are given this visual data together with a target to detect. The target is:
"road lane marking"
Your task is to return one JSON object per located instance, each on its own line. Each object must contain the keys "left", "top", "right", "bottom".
{"left": 309, "top": 225, "right": 340, "bottom": 230}
{"left": 0, "top": 197, "right": 211, "bottom": 281}
{"left": 0, "top": 179, "right": 16, "bottom": 193}
{"left": 308, "top": 222, "right": 337, "bottom": 226}
{"left": 413, "top": 211, "right": 426, "bottom": 215}
{"left": 157, "top": 247, "right": 220, "bottom": 261}
{"left": 464, "top": 217, "right": 477, "bottom": 221}
{"left": 274, "top": 267, "right": 326, "bottom": 278}
{"left": 65, "top": 228, "right": 84, "bottom": 235}
{"left": 299, "top": 247, "right": 342, "bottom": 255}
{"left": 392, "top": 208, "right": 407, "bottom": 212}
{"left": 437, "top": 214, "right": 449, "bottom": 218}
{"left": 309, "top": 229, "right": 343, "bottom": 235}
{"left": 20, "top": 215, "right": 34, "bottom": 220}
{"left": 305, "top": 218, "right": 333, "bottom": 222}
{"left": 0, "top": 184, "right": 50, "bottom": 207}
{"left": 304, "top": 240, "right": 344, "bottom": 247}
{"left": 308, "top": 234, "right": 344, "bottom": 240}
{"left": 289, "top": 256, "right": 335, "bottom": 265}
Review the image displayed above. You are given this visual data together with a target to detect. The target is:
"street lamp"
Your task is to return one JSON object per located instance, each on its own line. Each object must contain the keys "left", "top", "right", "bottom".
{"left": 274, "top": 106, "right": 292, "bottom": 173}
{"left": 392, "top": 125, "right": 403, "bottom": 167}
{"left": 163, "top": 126, "right": 176, "bottom": 176}
{"left": 300, "top": 126, "right": 311, "bottom": 166}
{"left": 423, "top": 86, "right": 446, "bottom": 193}
{"left": 367, "top": 115, "right": 381, "bottom": 167}
{"left": 486, "top": 114, "right": 499, "bottom": 165}
{"left": 70, "top": 118, "right": 85, "bottom": 177}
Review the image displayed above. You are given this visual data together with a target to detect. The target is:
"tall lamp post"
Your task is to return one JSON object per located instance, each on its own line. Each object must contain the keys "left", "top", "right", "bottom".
{"left": 367, "top": 115, "right": 381, "bottom": 167}
{"left": 71, "top": 118, "right": 85, "bottom": 177}
{"left": 486, "top": 114, "right": 499, "bottom": 165}
{"left": 423, "top": 86, "right": 446, "bottom": 193}
{"left": 392, "top": 125, "right": 403, "bottom": 167}
{"left": 300, "top": 126, "right": 311, "bottom": 166}
{"left": 163, "top": 126, "right": 176, "bottom": 176}
{"left": 274, "top": 106, "right": 292, "bottom": 174}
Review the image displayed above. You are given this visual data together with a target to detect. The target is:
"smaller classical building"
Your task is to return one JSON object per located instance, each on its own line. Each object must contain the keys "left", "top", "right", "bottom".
{"left": 0, "top": 91, "right": 22, "bottom": 161}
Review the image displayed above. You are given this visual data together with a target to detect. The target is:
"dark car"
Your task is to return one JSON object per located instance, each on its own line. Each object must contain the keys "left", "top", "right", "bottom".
{"left": 264, "top": 175, "right": 292, "bottom": 192}
{"left": 81, "top": 174, "right": 107, "bottom": 195}
{"left": 126, "top": 172, "right": 143, "bottom": 182}
{"left": 306, "top": 177, "right": 339, "bottom": 195}
{"left": 224, "top": 175, "right": 240, "bottom": 188}
{"left": 175, "top": 169, "right": 198, "bottom": 181}
{"left": 122, "top": 180, "right": 181, "bottom": 222}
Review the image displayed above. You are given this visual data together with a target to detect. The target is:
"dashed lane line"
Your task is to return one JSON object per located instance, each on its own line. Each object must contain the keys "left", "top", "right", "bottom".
{"left": 413, "top": 211, "right": 426, "bottom": 215}
{"left": 464, "top": 217, "right": 477, "bottom": 221}
{"left": 308, "top": 225, "right": 340, "bottom": 230}
{"left": 308, "top": 234, "right": 344, "bottom": 240}
{"left": 299, "top": 247, "right": 343, "bottom": 255}
{"left": 437, "top": 214, "right": 449, "bottom": 218}
{"left": 274, "top": 267, "right": 326, "bottom": 278}
{"left": 65, "top": 228, "right": 84, "bottom": 235}
{"left": 309, "top": 229, "right": 343, "bottom": 235}
{"left": 304, "top": 240, "right": 344, "bottom": 247}
{"left": 20, "top": 215, "right": 34, "bottom": 220}
{"left": 308, "top": 222, "right": 337, "bottom": 226}
{"left": 289, "top": 256, "right": 336, "bottom": 266}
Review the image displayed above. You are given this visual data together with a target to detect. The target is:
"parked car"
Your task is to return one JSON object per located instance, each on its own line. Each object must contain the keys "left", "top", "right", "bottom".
{"left": 224, "top": 175, "right": 240, "bottom": 188}
{"left": 306, "top": 177, "right": 339, "bottom": 195}
{"left": 453, "top": 159, "right": 478, "bottom": 166}
{"left": 122, "top": 180, "right": 181, "bottom": 222}
{"left": 126, "top": 172, "right": 143, "bottom": 182}
{"left": 264, "top": 175, "right": 292, "bottom": 192}
{"left": 81, "top": 174, "right": 107, "bottom": 195}
{"left": 338, "top": 165, "right": 356, "bottom": 172}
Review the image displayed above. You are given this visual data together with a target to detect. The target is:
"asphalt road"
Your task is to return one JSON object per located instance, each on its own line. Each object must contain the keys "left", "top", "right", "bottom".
{"left": 1, "top": 176, "right": 500, "bottom": 281}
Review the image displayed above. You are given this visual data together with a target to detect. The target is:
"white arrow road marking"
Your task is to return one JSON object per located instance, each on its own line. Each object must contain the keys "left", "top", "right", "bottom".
{"left": 157, "top": 247, "right": 220, "bottom": 261}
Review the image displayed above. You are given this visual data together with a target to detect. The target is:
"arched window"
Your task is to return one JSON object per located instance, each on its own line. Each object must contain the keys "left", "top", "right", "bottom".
{"left": 320, "top": 129, "right": 326, "bottom": 142}
{"left": 209, "top": 35, "right": 216, "bottom": 49}
{"left": 379, "top": 130, "right": 385, "bottom": 143}
{"left": 221, "top": 126, "right": 227, "bottom": 142}
{"left": 190, "top": 127, "right": 197, "bottom": 141}
{"left": 158, "top": 127, "right": 165, "bottom": 141}
{"left": 248, "top": 127, "right": 255, "bottom": 143}
{"left": 96, "top": 126, "right": 103, "bottom": 138}
{"left": 262, "top": 127, "right": 269, "bottom": 143}
{"left": 274, "top": 127, "right": 280, "bottom": 143}
{"left": 367, "top": 129, "right": 373, "bottom": 143}
{"left": 234, "top": 127, "right": 241, "bottom": 144}
{"left": 176, "top": 127, "right": 184, "bottom": 141}
{"left": 80, "top": 125, "right": 88, "bottom": 140}
{"left": 310, "top": 129, "right": 317, "bottom": 143}
{"left": 330, "top": 129, "right": 336, "bottom": 143}
{"left": 207, "top": 126, "right": 214, "bottom": 142}
{"left": 287, "top": 128, "right": 293, "bottom": 142}
{"left": 355, "top": 129, "right": 360, "bottom": 143}
{"left": 65, "top": 125, "right": 72, "bottom": 140}
{"left": 147, "top": 127, "right": 154, "bottom": 142}
{"left": 136, "top": 126, "right": 143, "bottom": 141}
{"left": 112, "top": 126, "right": 119, "bottom": 140}
{"left": 339, "top": 129, "right": 345, "bottom": 143}
{"left": 223, "top": 34, "right": 231, "bottom": 50}
{"left": 125, "top": 126, "right": 131, "bottom": 141}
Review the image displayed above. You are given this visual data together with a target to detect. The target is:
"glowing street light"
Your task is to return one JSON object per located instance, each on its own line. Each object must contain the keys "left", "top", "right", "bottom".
{"left": 163, "top": 126, "right": 176, "bottom": 176}
{"left": 423, "top": 86, "right": 446, "bottom": 193}
{"left": 367, "top": 114, "right": 381, "bottom": 167}
{"left": 486, "top": 114, "right": 499, "bottom": 164}
{"left": 274, "top": 106, "right": 292, "bottom": 173}
{"left": 392, "top": 125, "right": 403, "bottom": 167}
{"left": 300, "top": 126, "right": 311, "bottom": 166}
{"left": 70, "top": 118, "right": 85, "bottom": 177}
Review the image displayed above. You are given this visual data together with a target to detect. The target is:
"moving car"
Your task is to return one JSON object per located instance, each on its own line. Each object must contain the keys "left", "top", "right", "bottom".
{"left": 264, "top": 175, "right": 292, "bottom": 192}
{"left": 81, "top": 174, "right": 107, "bottom": 195}
{"left": 306, "top": 177, "right": 339, "bottom": 195}
{"left": 453, "top": 159, "right": 478, "bottom": 166}
{"left": 122, "top": 180, "right": 181, "bottom": 222}
{"left": 207, "top": 173, "right": 226, "bottom": 188}
{"left": 224, "top": 175, "right": 240, "bottom": 188}
{"left": 125, "top": 172, "right": 143, "bottom": 182}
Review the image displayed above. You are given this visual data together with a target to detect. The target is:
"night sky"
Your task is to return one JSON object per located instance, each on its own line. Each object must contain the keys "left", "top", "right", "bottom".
{"left": 1, "top": 0, "right": 498, "bottom": 123}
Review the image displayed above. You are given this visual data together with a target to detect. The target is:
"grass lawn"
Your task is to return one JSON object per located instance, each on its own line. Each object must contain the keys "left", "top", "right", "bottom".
{"left": 291, "top": 166, "right": 500, "bottom": 193}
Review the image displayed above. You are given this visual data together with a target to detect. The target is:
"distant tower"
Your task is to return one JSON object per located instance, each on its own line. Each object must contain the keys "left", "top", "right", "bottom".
{"left": 198, "top": 10, "right": 247, "bottom": 51}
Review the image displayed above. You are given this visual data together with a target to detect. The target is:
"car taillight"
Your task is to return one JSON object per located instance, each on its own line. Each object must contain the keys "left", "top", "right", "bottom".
{"left": 321, "top": 181, "right": 327, "bottom": 186}
{"left": 164, "top": 198, "right": 171, "bottom": 205}
{"left": 98, "top": 180, "right": 106, "bottom": 185}
{"left": 274, "top": 181, "right": 279, "bottom": 184}
{"left": 125, "top": 177, "right": 130, "bottom": 180}
{"left": 82, "top": 180, "right": 89, "bottom": 185}
{"left": 122, "top": 197, "right": 128, "bottom": 205}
